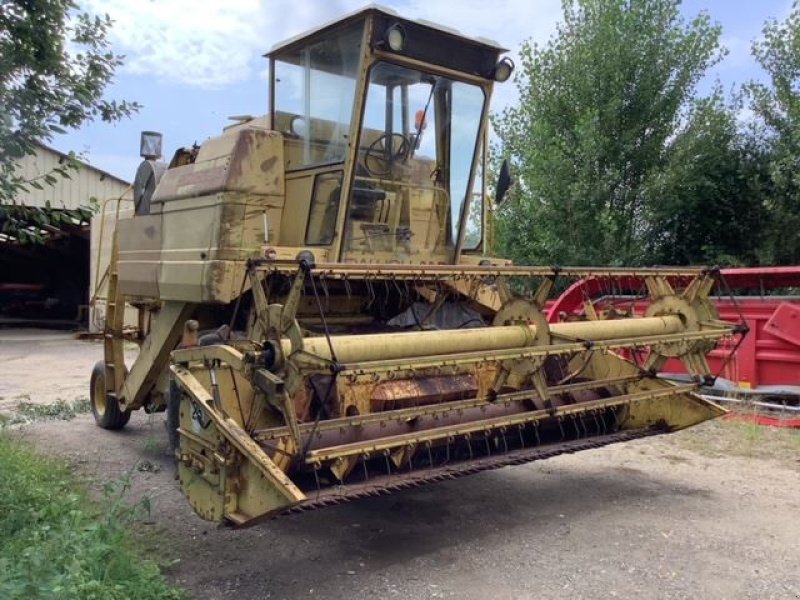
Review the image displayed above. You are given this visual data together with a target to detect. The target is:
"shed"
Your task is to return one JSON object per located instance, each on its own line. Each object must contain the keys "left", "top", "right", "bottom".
{"left": 0, "top": 142, "right": 132, "bottom": 327}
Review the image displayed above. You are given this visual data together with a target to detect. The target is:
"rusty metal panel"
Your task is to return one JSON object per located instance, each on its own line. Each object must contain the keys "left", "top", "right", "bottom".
{"left": 152, "top": 128, "right": 284, "bottom": 203}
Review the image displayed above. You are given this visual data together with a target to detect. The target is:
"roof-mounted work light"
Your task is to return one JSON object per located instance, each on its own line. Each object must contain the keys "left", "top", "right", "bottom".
{"left": 492, "top": 57, "right": 515, "bottom": 82}
{"left": 385, "top": 23, "right": 407, "bottom": 52}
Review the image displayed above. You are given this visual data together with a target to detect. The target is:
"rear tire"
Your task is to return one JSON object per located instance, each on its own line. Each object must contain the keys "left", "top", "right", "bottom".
{"left": 90, "top": 360, "right": 131, "bottom": 430}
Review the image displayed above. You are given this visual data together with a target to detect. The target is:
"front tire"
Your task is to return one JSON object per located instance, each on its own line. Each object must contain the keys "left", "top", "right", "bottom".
{"left": 90, "top": 360, "right": 131, "bottom": 430}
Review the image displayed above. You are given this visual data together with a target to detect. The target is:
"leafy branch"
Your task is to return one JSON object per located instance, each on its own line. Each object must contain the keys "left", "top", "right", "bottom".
{"left": 0, "top": 1, "right": 139, "bottom": 242}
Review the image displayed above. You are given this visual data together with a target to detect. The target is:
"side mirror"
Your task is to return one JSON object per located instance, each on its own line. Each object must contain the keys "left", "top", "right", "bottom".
{"left": 140, "top": 130, "right": 163, "bottom": 160}
{"left": 495, "top": 158, "right": 513, "bottom": 206}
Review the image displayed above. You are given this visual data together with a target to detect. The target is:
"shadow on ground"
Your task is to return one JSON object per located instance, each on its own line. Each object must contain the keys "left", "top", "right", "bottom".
{"left": 13, "top": 412, "right": 719, "bottom": 599}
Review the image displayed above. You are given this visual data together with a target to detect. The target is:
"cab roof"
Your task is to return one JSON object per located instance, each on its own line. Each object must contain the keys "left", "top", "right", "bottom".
{"left": 266, "top": 4, "right": 507, "bottom": 57}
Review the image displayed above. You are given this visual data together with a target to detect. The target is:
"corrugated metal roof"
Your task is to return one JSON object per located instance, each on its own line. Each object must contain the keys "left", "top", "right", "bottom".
{"left": 13, "top": 142, "right": 132, "bottom": 210}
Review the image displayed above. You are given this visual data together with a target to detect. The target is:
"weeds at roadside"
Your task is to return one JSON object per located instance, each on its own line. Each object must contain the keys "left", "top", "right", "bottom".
{"left": 0, "top": 434, "right": 184, "bottom": 599}
{"left": 678, "top": 416, "right": 800, "bottom": 462}
{"left": 2, "top": 397, "right": 91, "bottom": 426}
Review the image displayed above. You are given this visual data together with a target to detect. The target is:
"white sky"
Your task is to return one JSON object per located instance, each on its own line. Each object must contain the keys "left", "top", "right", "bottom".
{"left": 60, "top": 0, "right": 791, "bottom": 180}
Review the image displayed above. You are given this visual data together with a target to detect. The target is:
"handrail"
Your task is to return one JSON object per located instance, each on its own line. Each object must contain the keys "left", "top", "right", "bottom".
{"left": 91, "top": 187, "right": 132, "bottom": 304}
{"left": 89, "top": 187, "right": 133, "bottom": 332}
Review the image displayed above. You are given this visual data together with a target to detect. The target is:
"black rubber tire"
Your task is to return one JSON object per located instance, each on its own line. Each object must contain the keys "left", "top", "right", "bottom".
{"left": 90, "top": 360, "right": 132, "bottom": 430}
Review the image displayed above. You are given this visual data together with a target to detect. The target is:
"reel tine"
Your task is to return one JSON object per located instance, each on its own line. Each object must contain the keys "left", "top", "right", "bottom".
{"left": 558, "top": 417, "right": 565, "bottom": 441}
{"left": 361, "top": 453, "right": 370, "bottom": 482}
{"left": 426, "top": 441, "right": 434, "bottom": 468}
{"left": 611, "top": 407, "right": 622, "bottom": 432}
{"left": 393, "top": 277, "right": 403, "bottom": 300}
{"left": 500, "top": 426, "right": 509, "bottom": 454}
{"left": 313, "top": 463, "right": 322, "bottom": 499}
{"left": 517, "top": 424, "right": 526, "bottom": 448}
{"left": 366, "top": 279, "right": 375, "bottom": 310}
{"left": 383, "top": 449, "right": 392, "bottom": 479}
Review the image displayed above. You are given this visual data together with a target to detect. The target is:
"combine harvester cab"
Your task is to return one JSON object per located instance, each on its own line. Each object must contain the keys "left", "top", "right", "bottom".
{"left": 91, "top": 6, "right": 744, "bottom": 526}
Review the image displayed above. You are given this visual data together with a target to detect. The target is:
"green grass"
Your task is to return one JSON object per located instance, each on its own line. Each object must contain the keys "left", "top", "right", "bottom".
{"left": 2, "top": 398, "right": 91, "bottom": 426}
{"left": 0, "top": 434, "right": 185, "bottom": 600}
{"left": 677, "top": 415, "right": 800, "bottom": 461}
{"left": 16, "top": 397, "right": 91, "bottom": 420}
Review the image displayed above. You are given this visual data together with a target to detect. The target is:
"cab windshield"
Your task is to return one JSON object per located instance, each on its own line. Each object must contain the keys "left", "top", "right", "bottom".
{"left": 272, "top": 23, "right": 362, "bottom": 169}
{"left": 342, "top": 62, "right": 485, "bottom": 260}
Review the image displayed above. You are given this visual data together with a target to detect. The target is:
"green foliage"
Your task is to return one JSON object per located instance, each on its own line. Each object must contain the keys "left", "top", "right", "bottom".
{"left": 0, "top": 434, "right": 184, "bottom": 599}
{"left": 494, "top": 0, "right": 724, "bottom": 266}
{"left": 644, "top": 91, "right": 772, "bottom": 266}
{"left": 4, "top": 398, "right": 91, "bottom": 425}
{"left": 0, "top": 199, "right": 98, "bottom": 243}
{"left": 0, "top": 1, "right": 139, "bottom": 242}
{"left": 747, "top": 1, "right": 800, "bottom": 264}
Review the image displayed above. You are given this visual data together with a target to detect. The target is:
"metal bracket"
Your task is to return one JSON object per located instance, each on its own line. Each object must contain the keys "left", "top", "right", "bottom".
{"left": 254, "top": 368, "right": 285, "bottom": 396}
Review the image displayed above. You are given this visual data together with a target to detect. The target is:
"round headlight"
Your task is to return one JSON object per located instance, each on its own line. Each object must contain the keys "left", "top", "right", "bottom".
{"left": 385, "top": 24, "right": 406, "bottom": 52}
{"left": 493, "top": 57, "right": 515, "bottom": 82}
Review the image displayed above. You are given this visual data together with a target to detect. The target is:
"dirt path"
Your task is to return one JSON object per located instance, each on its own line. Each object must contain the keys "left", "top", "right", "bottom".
{"left": 12, "top": 414, "right": 800, "bottom": 600}
{"left": 0, "top": 329, "right": 137, "bottom": 414}
{"left": 3, "top": 329, "right": 799, "bottom": 599}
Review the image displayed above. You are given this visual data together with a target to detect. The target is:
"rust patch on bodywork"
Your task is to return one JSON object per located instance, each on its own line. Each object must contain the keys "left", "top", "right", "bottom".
{"left": 371, "top": 374, "right": 478, "bottom": 411}
{"left": 261, "top": 156, "right": 278, "bottom": 173}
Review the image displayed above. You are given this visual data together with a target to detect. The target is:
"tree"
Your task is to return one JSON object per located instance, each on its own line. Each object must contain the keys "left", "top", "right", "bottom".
{"left": 0, "top": 0, "right": 139, "bottom": 242}
{"left": 643, "top": 90, "right": 772, "bottom": 266}
{"left": 747, "top": 1, "right": 800, "bottom": 264}
{"left": 493, "top": 0, "right": 724, "bottom": 266}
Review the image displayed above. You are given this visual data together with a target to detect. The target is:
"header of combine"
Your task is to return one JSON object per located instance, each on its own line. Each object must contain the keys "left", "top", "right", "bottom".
{"left": 92, "top": 6, "right": 744, "bottom": 527}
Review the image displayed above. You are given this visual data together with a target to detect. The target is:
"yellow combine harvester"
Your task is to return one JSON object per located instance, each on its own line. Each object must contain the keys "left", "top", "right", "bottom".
{"left": 91, "top": 6, "right": 741, "bottom": 526}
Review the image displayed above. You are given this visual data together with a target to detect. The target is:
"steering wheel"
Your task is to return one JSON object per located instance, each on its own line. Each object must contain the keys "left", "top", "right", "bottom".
{"left": 363, "top": 133, "right": 410, "bottom": 177}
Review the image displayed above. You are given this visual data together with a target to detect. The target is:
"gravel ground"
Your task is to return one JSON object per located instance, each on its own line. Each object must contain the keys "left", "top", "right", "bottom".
{"left": 2, "top": 329, "right": 799, "bottom": 599}
{"left": 0, "top": 329, "right": 137, "bottom": 414}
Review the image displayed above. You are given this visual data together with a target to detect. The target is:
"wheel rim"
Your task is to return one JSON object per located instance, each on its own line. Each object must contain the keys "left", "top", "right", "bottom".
{"left": 93, "top": 370, "right": 107, "bottom": 416}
